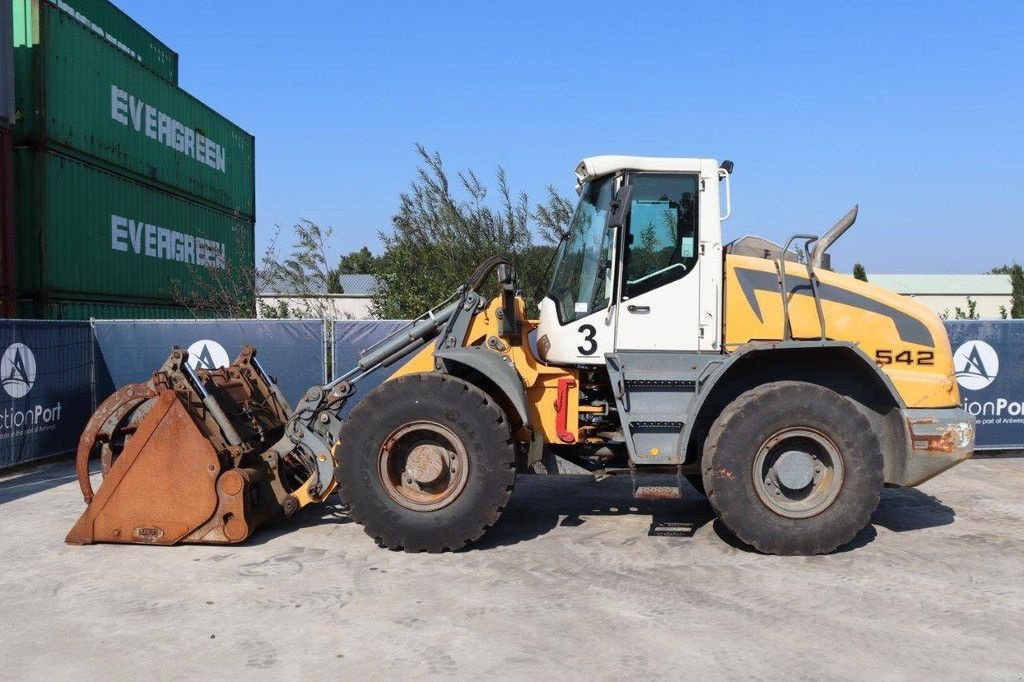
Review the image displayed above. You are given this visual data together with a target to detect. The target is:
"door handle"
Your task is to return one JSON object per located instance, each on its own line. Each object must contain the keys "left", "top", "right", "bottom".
{"left": 627, "top": 304, "right": 650, "bottom": 313}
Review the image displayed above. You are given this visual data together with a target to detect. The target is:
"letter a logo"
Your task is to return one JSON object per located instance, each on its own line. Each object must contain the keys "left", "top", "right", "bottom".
{"left": 1, "top": 343, "right": 37, "bottom": 398}
{"left": 953, "top": 340, "right": 999, "bottom": 391}
{"left": 187, "top": 339, "right": 230, "bottom": 371}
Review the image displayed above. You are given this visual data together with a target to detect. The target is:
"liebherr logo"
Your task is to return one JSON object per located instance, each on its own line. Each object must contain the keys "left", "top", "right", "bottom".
{"left": 1, "top": 343, "right": 37, "bottom": 399}
{"left": 187, "top": 340, "right": 230, "bottom": 371}
{"left": 954, "top": 340, "right": 999, "bottom": 391}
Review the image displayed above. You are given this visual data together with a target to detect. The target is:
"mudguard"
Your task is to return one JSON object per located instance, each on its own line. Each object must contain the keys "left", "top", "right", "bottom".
{"left": 435, "top": 347, "right": 531, "bottom": 427}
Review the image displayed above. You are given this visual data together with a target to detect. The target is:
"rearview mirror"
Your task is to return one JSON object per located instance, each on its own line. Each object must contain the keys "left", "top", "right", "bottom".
{"left": 607, "top": 184, "right": 634, "bottom": 230}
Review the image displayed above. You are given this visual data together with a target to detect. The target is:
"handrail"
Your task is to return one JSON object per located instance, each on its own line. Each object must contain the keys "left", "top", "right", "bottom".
{"left": 718, "top": 168, "right": 732, "bottom": 221}
{"left": 777, "top": 234, "right": 827, "bottom": 341}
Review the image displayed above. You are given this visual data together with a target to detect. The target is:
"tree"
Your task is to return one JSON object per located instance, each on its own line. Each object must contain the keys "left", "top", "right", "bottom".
{"left": 371, "top": 145, "right": 571, "bottom": 319}
{"left": 338, "top": 246, "right": 381, "bottom": 275}
{"left": 852, "top": 263, "right": 868, "bottom": 282}
{"left": 1010, "top": 265, "right": 1024, "bottom": 319}
{"left": 258, "top": 220, "right": 348, "bottom": 319}
{"left": 168, "top": 223, "right": 258, "bottom": 318}
{"left": 989, "top": 263, "right": 1024, "bottom": 318}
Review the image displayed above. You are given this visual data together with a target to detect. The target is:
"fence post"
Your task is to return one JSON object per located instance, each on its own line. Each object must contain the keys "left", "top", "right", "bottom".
{"left": 323, "top": 316, "right": 331, "bottom": 384}
{"left": 89, "top": 317, "right": 97, "bottom": 412}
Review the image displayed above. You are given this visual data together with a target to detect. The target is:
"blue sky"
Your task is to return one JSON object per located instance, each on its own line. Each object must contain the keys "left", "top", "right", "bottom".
{"left": 115, "top": 0, "right": 1023, "bottom": 274}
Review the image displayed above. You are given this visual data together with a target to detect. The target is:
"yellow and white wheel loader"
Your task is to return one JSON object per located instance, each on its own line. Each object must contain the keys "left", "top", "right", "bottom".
{"left": 66, "top": 156, "right": 975, "bottom": 555}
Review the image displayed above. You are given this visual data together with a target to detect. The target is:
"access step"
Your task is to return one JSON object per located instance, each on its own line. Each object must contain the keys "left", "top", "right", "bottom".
{"left": 633, "top": 485, "right": 681, "bottom": 500}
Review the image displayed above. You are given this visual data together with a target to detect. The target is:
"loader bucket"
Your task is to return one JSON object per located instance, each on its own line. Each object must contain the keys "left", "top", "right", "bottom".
{"left": 66, "top": 345, "right": 310, "bottom": 545}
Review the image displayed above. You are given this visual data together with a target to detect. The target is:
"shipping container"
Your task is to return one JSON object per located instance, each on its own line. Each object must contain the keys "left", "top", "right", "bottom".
{"left": 14, "top": 149, "right": 255, "bottom": 311}
{"left": 1, "top": 0, "right": 14, "bottom": 127}
{"left": 12, "top": 0, "right": 178, "bottom": 83}
{"left": 16, "top": 298, "right": 229, "bottom": 320}
{"left": 13, "top": 1, "right": 254, "bottom": 218}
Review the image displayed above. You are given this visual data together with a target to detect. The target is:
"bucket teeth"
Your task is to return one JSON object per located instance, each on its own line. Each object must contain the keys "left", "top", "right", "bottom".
{"left": 67, "top": 345, "right": 299, "bottom": 545}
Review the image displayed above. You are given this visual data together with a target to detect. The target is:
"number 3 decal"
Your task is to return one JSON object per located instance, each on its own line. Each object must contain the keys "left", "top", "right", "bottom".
{"left": 577, "top": 324, "right": 597, "bottom": 355}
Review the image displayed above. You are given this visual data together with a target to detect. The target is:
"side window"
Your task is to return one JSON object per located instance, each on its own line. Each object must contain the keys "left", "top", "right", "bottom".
{"left": 622, "top": 173, "right": 699, "bottom": 299}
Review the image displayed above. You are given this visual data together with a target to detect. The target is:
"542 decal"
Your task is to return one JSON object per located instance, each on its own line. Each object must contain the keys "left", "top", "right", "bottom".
{"left": 874, "top": 349, "right": 934, "bottom": 366}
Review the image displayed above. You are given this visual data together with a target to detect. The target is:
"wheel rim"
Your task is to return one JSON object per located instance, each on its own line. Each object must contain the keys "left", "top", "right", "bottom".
{"left": 378, "top": 421, "right": 469, "bottom": 512}
{"left": 752, "top": 427, "right": 844, "bottom": 519}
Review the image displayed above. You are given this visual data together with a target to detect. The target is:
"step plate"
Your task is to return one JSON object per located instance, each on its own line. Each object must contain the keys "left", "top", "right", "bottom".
{"left": 633, "top": 485, "right": 681, "bottom": 500}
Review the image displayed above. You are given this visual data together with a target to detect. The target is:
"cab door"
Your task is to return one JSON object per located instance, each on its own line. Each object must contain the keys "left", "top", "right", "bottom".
{"left": 614, "top": 171, "right": 704, "bottom": 352}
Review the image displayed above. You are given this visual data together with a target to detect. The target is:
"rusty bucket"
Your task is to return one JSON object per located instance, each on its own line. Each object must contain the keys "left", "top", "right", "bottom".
{"left": 66, "top": 346, "right": 312, "bottom": 545}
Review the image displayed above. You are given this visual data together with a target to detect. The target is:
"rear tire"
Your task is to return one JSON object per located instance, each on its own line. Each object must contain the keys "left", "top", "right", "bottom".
{"left": 337, "top": 373, "right": 516, "bottom": 552}
{"left": 702, "top": 381, "right": 883, "bottom": 555}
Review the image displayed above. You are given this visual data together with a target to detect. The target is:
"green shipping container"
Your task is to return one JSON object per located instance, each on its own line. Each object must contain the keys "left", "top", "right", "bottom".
{"left": 15, "top": 149, "right": 255, "bottom": 311}
{"left": 16, "top": 298, "right": 230, "bottom": 320}
{"left": 12, "top": 0, "right": 178, "bottom": 84}
{"left": 13, "top": 1, "right": 255, "bottom": 218}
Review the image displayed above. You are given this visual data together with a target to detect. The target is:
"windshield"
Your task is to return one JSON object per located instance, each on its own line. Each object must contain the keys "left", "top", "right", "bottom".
{"left": 547, "top": 175, "right": 615, "bottom": 324}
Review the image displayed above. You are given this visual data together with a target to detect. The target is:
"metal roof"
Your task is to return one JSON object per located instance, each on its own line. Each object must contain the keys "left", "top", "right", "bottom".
{"left": 257, "top": 271, "right": 379, "bottom": 297}
{"left": 337, "top": 274, "right": 379, "bottom": 296}
{"left": 868, "top": 274, "right": 1011, "bottom": 296}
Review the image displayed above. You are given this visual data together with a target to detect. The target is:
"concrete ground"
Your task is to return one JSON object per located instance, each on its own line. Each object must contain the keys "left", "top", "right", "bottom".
{"left": 0, "top": 458, "right": 1022, "bottom": 681}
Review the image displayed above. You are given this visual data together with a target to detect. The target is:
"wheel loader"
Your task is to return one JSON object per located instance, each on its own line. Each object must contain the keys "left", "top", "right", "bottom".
{"left": 66, "top": 156, "right": 975, "bottom": 555}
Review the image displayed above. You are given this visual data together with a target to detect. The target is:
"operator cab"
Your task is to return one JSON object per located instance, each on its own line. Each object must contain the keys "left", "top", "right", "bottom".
{"left": 537, "top": 156, "right": 730, "bottom": 365}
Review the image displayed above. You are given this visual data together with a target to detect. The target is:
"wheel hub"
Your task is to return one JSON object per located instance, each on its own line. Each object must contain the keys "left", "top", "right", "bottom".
{"left": 774, "top": 450, "right": 816, "bottom": 490}
{"left": 753, "top": 427, "right": 844, "bottom": 519}
{"left": 405, "top": 444, "right": 447, "bottom": 484}
{"left": 378, "top": 421, "right": 469, "bottom": 512}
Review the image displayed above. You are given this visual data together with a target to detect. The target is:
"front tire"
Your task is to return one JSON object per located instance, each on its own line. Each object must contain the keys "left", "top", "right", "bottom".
{"left": 337, "top": 373, "right": 516, "bottom": 552}
{"left": 702, "top": 381, "right": 884, "bottom": 555}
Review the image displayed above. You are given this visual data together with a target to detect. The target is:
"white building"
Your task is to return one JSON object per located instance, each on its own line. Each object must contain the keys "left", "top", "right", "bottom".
{"left": 257, "top": 273, "right": 379, "bottom": 320}
{"left": 868, "top": 274, "right": 1011, "bottom": 319}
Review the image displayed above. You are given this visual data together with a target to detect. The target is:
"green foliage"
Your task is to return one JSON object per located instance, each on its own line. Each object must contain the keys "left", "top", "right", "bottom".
{"left": 259, "top": 220, "right": 346, "bottom": 318}
{"left": 989, "top": 263, "right": 1024, "bottom": 318}
{"left": 533, "top": 185, "right": 575, "bottom": 244}
{"left": 169, "top": 224, "right": 257, "bottom": 318}
{"left": 852, "top": 262, "right": 868, "bottom": 282}
{"left": 277, "top": 220, "right": 338, "bottom": 293}
{"left": 952, "top": 296, "right": 980, "bottom": 320}
{"left": 1010, "top": 265, "right": 1024, "bottom": 319}
{"left": 257, "top": 299, "right": 293, "bottom": 319}
{"left": 371, "top": 145, "right": 570, "bottom": 319}
{"left": 999, "top": 305, "right": 1009, "bottom": 320}
{"left": 338, "top": 246, "right": 381, "bottom": 275}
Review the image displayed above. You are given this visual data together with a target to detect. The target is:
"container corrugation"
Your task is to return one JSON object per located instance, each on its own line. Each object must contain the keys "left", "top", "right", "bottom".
{"left": 16, "top": 298, "right": 228, "bottom": 319}
{"left": 12, "top": 0, "right": 178, "bottom": 83}
{"left": 14, "top": 2, "right": 254, "bottom": 217}
{"left": 15, "top": 148, "right": 255, "bottom": 307}
{"left": 1, "top": 0, "right": 14, "bottom": 126}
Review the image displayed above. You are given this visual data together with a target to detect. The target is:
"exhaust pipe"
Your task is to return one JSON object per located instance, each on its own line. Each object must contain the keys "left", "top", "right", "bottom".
{"left": 810, "top": 205, "right": 858, "bottom": 268}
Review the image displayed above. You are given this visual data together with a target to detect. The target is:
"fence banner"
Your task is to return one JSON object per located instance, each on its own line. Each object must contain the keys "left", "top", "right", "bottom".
{"left": 93, "top": 319, "right": 326, "bottom": 407}
{"left": 0, "top": 321, "right": 93, "bottom": 467}
{"left": 945, "top": 320, "right": 1024, "bottom": 450}
{"left": 333, "top": 320, "right": 409, "bottom": 415}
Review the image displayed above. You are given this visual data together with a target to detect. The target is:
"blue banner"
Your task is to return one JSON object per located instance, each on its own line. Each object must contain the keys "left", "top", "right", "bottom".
{"left": 3, "top": 318, "right": 1018, "bottom": 470}
{"left": 333, "top": 320, "right": 409, "bottom": 415}
{"left": 945, "top": 320, "right": 1024, "bottom": 450}
{"left": 93, "top": 320, "right": 326, "bottom": 407}
{"left": 0, "top": 321, "right": 93, "bottom": 467}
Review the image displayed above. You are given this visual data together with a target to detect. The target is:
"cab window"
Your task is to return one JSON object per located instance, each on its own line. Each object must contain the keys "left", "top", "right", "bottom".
{"left": 547, "top": 176, "right": 616, "bottom": 323}
{"left": 622, "top": 173, "right": 699, "bottom": 299}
